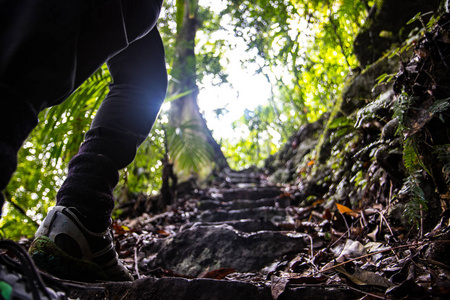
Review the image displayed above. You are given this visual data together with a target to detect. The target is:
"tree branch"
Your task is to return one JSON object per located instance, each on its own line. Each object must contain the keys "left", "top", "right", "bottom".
{"left": 2, "top": 192, "right": 39, "bottom": 228}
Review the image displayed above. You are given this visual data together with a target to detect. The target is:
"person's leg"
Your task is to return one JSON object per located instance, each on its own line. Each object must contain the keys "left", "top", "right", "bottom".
{"left": 0, "top": 0, "right": 88, "bottom": 215}
{"left": 30, "top": 28, "right": 167, "bottom": 282}
{"left": 0, "top": 91, "right": 39, "bottom": 216}
{"left": 0, "top": 0, "right": 163, "bottom": 215}
{"left": 56, "top": 26, "right": 167, "bottom": 229}
{"left": 0, "top": 0, "right": 129, "bottom": 215}
{"left": 1, "top": 0, "right": 165, "bottom": 281}
{"left": 30, "top": 26, "right": 167, "bottom": 282}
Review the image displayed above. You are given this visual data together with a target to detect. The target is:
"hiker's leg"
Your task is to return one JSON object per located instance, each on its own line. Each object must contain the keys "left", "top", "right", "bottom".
{"left": 56, "top": 27, "right": 167, "bottom": 231}
{"left": 0, "top": 0, "right": 163, "bottom": 215}
{"left": 0, "top": 0, "right": 91, "bottom": 215}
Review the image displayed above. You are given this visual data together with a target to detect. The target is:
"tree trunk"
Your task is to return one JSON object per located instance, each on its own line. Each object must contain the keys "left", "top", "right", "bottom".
{"left": 168, "top": 0, "right": 229, "bottom": 171}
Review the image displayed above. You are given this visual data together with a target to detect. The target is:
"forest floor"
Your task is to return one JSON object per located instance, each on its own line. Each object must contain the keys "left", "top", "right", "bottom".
{"left": 6, "top": 11, "right": 450, "bottom": 300}
{"left": 28, "top": 167, "right": 448, "bottom": 300}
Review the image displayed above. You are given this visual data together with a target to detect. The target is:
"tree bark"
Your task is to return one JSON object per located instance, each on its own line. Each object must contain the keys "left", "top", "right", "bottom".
{"left": 168, "top": 0, "right": 229, "bottom": 171}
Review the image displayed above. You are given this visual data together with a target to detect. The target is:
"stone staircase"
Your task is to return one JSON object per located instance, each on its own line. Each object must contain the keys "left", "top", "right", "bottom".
{"left": 68, "top": 170, "right": 359, "bottom": 299}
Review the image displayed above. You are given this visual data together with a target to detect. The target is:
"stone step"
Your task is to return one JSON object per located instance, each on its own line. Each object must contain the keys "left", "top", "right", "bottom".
{"left": 68, "top": 277, "right": 270, "bottom": 300}
{"left": 195, "top": 207, "right": 287, "bottom": 223}
{"left": 141, "top": 224, "right": 308, "bottom": 277}
{"left": 197, "top": 197, "right": 291, "bottom": 210}
{"left": 68, "top": 276, "right": 361, "bottom": 300}
{"left": 181, "top": 219, "right": 281, "bottom": 233}
{"left": 208, "top": 186, "right": 282, "bottom": 202}
{"left": 219, "top": 169, "right": 261, "bottom": 183}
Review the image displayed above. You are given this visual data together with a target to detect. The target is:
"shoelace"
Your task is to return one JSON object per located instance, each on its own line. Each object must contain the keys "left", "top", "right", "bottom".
{"left": 0, "top": 239, "right": 67, "bottom": 300}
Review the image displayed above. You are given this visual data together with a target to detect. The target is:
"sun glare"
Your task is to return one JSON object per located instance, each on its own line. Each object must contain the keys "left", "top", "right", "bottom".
{"left": 197, "top": 0, "right": 272, "bottom": 141}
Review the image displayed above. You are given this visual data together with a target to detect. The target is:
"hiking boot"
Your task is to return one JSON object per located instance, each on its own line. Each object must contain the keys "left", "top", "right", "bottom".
{"left": 29, "top": 206, "right": 133, "bottom": 282}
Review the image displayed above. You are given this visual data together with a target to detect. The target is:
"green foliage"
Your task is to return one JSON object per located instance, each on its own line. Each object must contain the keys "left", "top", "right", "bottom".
{"left": 165, "top": 120, "right": 215, "bottom": 174}
{"left": 433, "top": 144, "right": 450, "bottom": 185}
{"left": 385, "top": 12, "right": 440, "bottom": 62}
{"left": 219, "top": 0, "right": 368, "bottom": 166}
{"left": 392, "top": 93, "right": 416, "bottom": 135}
{"left": 224, "top": 106, "right": 281, "bottom": 170}
{"left": 355, "top": 91, "right": 393, "bottom": 127}
{"left": 392, "top": 93, "right": 429, "bottom": 225}
{"left": 429, "top": 97, "right": 450, "bottom": 123}
{"left": 402, "top": 137, "right": 430, "bottom": 175}
{"left": 399, "top": 171, "right": 427, "bottom": 226}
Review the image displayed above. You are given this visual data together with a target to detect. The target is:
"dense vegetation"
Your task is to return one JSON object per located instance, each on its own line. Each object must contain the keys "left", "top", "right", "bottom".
{"left": 1, "top": 0, "right": 445, "bottom": 240}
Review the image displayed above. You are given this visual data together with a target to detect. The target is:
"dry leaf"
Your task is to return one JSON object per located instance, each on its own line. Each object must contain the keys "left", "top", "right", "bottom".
{"left": 336, "top": 203, "right": 359, "bottom": 217}
{"left": 271, "top": 276, "right": 289, "bottom": 300}
{"left": 335, "top": 264, "right": 393, "bottom": 288}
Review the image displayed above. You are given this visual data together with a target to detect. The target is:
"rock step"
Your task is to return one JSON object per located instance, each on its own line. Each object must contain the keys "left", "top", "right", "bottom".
{"left": 195, "top": 207, "right": 287, "bottom": 223}
{"left": 141, "top": 224, "right": 307, "bottom": 277}
{"left": 218, "top": 169, "right": 261, "bottom": 183}
{"left": 68, "top": 277, "right": 361, "bottom": 300}
{"left": 181, "top": 219, "right": 281, "bottom": 233}
{"left": 208, "top": 186, "right": 282, "bottom": 202}
{"left": 197, "top": 197, "right": 291, "bottom": 210}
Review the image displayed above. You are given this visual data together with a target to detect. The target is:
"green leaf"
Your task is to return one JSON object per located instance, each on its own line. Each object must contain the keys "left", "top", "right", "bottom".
{"left": 407, "top": 12, "right": 422, "bottom": 25}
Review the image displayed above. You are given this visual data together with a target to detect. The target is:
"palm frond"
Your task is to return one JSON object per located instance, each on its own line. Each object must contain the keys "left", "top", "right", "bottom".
{"left": 165, "top": 120, "right": 215, "bottom": 173}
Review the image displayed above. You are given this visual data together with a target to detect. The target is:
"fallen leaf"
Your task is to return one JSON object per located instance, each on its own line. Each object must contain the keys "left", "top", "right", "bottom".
{"left": 336, "top": 203, "right": 359, "bottom": 217}
{"left": 312, "top": 199, "right": 325, "bottom": 207}
{"left": 278, "top": 192, "right": 292, "bottom": 198}
{"left": 271, "top": 276, "right": 289, "bottom": 300}
{"left": 157, "top": 230, "right": 170, "bottom": 237}
{"left": 336, "top": 239, "right": 366, "bottom": 262}
{"left": 323, "top": 208, "right": 332, "bottom": 220}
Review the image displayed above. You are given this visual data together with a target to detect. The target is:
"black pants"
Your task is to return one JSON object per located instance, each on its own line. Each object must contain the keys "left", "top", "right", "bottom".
{"left": 0, "top": 0, "right": 167, "bottom": 216}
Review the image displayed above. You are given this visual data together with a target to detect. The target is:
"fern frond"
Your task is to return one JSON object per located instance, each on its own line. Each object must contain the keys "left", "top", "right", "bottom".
{"left": 403, "top": 138, "right": 420, "bottom": 172}
{"left": 166, "top": 120, "right": 215, "bottom": 173}
{"left": 355, "top": 92, "right": 393, "bottom": 127}
{"left": 429, "top": 98, "right": 450, "bottom": 115}
{"left": 400, "top": 171, "right": 427, "bottom": 225}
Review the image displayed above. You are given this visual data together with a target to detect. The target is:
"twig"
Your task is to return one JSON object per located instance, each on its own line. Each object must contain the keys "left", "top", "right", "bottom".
{"left": 379, "top": 211, "right": 394, "bottom": 236}
{"left": 2, "top": 192, "right": 39, "bottom": 228}
{"left": 329, "top": 227, "right": 351, "bottom": 248}
{"left": 318, "top": 240, "right": 445, "bottom": 273}
{"left": 304, "top": 234, "right": 315, "bottom": 268}
{"left": 134, "top": 236, "right": 142, "bottom": 279}
{"left": 420, "top": 204, "right": 424, "bottom": 239}
{"left": 421, "top": 258, "right": 450, "bottom": 270}
{"left": 339, "top": 212, "right": 351, "bottom": 238}
{"left": 389, "top": 180, "right": 393, "bottom": 207}
{"left": 345, "top": 284, "right": 387, "bottom": 299}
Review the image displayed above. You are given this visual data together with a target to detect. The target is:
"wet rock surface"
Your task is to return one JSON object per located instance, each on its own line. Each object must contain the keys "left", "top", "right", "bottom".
{"left": 142, "top": 224, "right": 307, "bottom": 277}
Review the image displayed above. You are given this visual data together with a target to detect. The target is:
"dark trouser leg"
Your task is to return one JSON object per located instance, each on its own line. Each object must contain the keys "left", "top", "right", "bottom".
{"left": 0, "top": 0, "right": 164, "bottom": 219}
{"left": 0, "top": 90, "right": 39, "bottom": 217}
{"left": 0, "top": 0, "right": 90, "bottom": 217}
{"left": 56, "top": 28, "right": 168, "bottom": 230}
